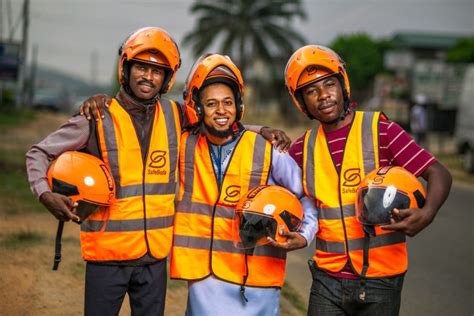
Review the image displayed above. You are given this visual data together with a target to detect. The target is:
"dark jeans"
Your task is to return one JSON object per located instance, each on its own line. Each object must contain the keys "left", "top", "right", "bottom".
{"left": 307, "top": 260, "right": 404, "bottom": 316}
{"left": 85, "top": 260, "right": 167, "bottom": 316}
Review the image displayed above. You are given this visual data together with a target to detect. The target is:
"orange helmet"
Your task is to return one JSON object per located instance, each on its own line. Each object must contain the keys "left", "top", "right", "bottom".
{"left": 183, "top": 53, "right": 244, "bottom": 126}
{"left": 355, "top": 166, "right": 426, "bottom": 226}
{"left": 47, "top": 151, "right": 115, "bottom": 221}
{"left": 233, "top": 185, "right": 304, "bottom": 249}
{"left": 285, "top": 45, "right": 351, "bottom": 118}
{"left": 118, "top": 27, "right": 181, "bottom": 94}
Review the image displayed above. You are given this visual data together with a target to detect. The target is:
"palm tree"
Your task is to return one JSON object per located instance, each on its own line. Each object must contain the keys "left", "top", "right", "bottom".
{"left": 183, "top": 0, "right": 307, "bottom": 78}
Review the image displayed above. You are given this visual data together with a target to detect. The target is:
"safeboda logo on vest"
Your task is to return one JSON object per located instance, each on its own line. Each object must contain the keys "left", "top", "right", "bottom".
{"left": 148, "top": 150, "right": 167, "bottom": 175}
{"left": 223, "top": 185, "right": 241, "bottom": 204}
{"left": 342, "top": 168, "right": 361, "bottom": 194}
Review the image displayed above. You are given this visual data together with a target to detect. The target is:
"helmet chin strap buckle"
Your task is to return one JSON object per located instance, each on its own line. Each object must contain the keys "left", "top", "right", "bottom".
{"left": 363, "top": 224, "right": 376, "bottom": 237}
{"left": 338, "top": 101, "right": 352, "bottom": 121}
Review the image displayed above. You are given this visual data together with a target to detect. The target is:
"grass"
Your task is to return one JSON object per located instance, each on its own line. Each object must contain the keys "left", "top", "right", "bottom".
{"left": 62, "top": 235, "right": 81, "bottom": 244}
{"left": 0, "top": 108, "right": 36, "bottom": 130}
{"left": 167, "top": 277, "right": 187, "bottom": 290}
{"left": 0, "top": 109, "right": 47, "bottom": 215}
{"left": 436, "top": 152, "right": 474, "bottom": 185}
{"left": 0, "top": 158, "right": 46, "bottom": 215}
{"left": 281, "top": 281, "right": 307, "bottom": 314}
{"left": 70, "top": 260, "right": 86, "bottom": 279}
{"left": 0, "top": 229, "right": 45, "bottom": 249}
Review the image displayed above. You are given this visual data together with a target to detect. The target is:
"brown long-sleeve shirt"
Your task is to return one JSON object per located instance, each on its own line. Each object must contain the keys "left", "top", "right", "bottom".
{"left": 26, "top": 88, "right": 168, "bottom": 200}
{"left": 26, "top": 89, "right": 185, "bottom": 265}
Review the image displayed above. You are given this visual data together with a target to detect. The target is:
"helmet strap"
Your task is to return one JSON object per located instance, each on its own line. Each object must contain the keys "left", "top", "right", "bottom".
{"left": 362, "top": 224, "right": 376, "bottom": 236}
{"left": 334, "top": 73, "right": 351, "bottom": 123}
{"left": 52, "top": 220, "right": 64, "bottom": 270}
{"left": 159, "top": 69, "right": 173, "bottom": 94}
{"left": 334, "top": 73, "right": 350, "bottom": 112}
{"left": 240, "top": 253, "right": 249, "bottom": 303}
{"left": 199, "top": 121, "right": 206, "bottom": 136}
{"left": 295, "top": 90, "right": 315, "bottom": 120}
{"left": 359, "top": 230, "right": 372, "bottom": 302}
{"left": 337, "top": 106, "right": 352, "bottom": 123}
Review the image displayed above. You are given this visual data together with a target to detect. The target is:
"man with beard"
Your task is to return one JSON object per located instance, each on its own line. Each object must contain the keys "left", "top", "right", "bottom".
{"left": 26, "top": 27, "right": 183, "bottom": 315}
{"left": 169, "top": 53, "right": 318, "bottom": 315}
{"left": 284, "top": 45, "right": 452, "bottom": 315}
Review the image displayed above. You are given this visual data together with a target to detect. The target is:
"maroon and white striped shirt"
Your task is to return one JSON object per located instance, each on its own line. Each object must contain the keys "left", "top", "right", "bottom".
{"left": 289, "top": 114, "right": 436, "bottom": 279}
{"left": 289, "top": 117, "right": 435, "bottom": 175}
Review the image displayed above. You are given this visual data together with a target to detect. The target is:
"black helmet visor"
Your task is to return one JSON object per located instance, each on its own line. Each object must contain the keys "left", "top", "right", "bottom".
{"left": 357, "top": 186, "right": 410, "bottom": 225}
{"left": 233, "top": 212, "right": 277, "bottom": 249}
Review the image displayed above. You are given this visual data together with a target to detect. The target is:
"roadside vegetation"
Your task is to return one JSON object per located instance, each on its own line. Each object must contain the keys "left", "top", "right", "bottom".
{"left": 0, "top": 109, "right": 307, "bottom": 315}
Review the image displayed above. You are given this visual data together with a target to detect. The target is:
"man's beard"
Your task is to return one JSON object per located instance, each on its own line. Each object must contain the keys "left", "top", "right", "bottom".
{"left": 203, "top": 122, "right": 234, "bottom": 138}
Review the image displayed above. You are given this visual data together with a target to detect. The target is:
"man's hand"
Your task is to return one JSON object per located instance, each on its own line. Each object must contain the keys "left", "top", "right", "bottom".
{"left": 79, "top": 94, "right": 112, "bottom": 121}
{"left": 39, "top": 192, "right": 80, "bottom": 223}
{"left": 260, "top": 127, "right": 291, "bottom": 152}
{"left": 381, "top": 207, "right": 433, "bottom": 237}
{"left": 267, "top": 227, "right": 307, "bottom": 251}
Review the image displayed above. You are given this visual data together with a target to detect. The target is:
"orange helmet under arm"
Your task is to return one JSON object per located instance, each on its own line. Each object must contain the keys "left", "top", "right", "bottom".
{"left": 47, "top": 151, "right": 115, "bottom": 221}
{"left": 355, "top": 166, "right": 426, "bottom": 228}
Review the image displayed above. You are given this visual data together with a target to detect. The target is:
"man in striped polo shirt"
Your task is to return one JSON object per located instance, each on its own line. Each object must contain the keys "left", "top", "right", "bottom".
{"left": 284, "top": 45, "right": 452, "bottom": 315}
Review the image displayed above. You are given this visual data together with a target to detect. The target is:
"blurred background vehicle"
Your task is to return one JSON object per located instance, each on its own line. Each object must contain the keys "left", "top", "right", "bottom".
{"left": 31, "top": 89, "right": 67, "bottom": 112}
{"left": 455, "top": 65, "right": 474, "bottom": 173}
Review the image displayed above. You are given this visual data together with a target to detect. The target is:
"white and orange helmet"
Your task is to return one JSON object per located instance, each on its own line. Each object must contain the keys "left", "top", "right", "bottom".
{"left": 356, "top": 166, "right": 426, "bottom": 226}
{"left": 233, "top": 185, "right": 304, "bottom": 249}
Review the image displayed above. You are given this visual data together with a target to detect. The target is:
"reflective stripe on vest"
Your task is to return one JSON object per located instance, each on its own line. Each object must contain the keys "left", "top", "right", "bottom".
{"left": 100, "top": 101, "right": 178, "bottom": 199}
{"left": 173, "top": 235, "right": 286, "bottom": 259}
{"left": 171, "top": 131, "right": 286, "bottom": 287}
{"left": 303, "top": 111, "right": 407, "bottom": 278}
{"left": 316, "top": 233, "right": 406, "bottom": 253}
{"left": 81, "top": 215, "right": 175, "bottom": 232}
{"left": 80, "top": 98, "right": 180, "bottom": 262}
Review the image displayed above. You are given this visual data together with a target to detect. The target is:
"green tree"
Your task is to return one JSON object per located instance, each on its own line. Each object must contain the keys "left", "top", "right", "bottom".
{"left": 183, "top": 0, "right": 307, "bottom": 77}
{"left": 446, "top": 37, "right": 474, "bottom": 63}
{"left": 329, "top": 34, "right": 389, "bottom": 94}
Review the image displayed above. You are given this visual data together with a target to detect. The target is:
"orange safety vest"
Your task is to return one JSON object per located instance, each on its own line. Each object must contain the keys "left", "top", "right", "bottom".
{"left": 303, "top": 111, "right": 407, "bottom": 278}
{"left": 170, "top": 131, "right": 287, "bottom": 288}
{"left": 80, "top": 98, "right": 181, "bottom": 262}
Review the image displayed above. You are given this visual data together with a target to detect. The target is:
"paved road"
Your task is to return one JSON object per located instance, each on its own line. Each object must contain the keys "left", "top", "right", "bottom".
{"left": 285, "top": 183, "right": 473, "bottom": 315}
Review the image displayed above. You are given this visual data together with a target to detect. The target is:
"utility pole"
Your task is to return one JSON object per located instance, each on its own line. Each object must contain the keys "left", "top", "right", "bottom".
{"left": 27, "top": 43, "right": 38, "bottom": 108}
{"left": 0, "top": 0, "right": 24, "bottom": 110}
{"left": 18, "top": 0, "right": 29, "bottom": 108}
{"left": 0, "top": 0, "right": 3, "bottom": 40}
{"left": 0, "top": 10, "right": 2, "bottom": 107}
{"left": 91, "top": 50, "right": 98, "bottom": 86}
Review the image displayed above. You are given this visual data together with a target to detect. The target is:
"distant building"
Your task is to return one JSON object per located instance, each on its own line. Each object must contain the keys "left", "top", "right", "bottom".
{"left": 383, "top": 31, "right": 470, "bottom": 134}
